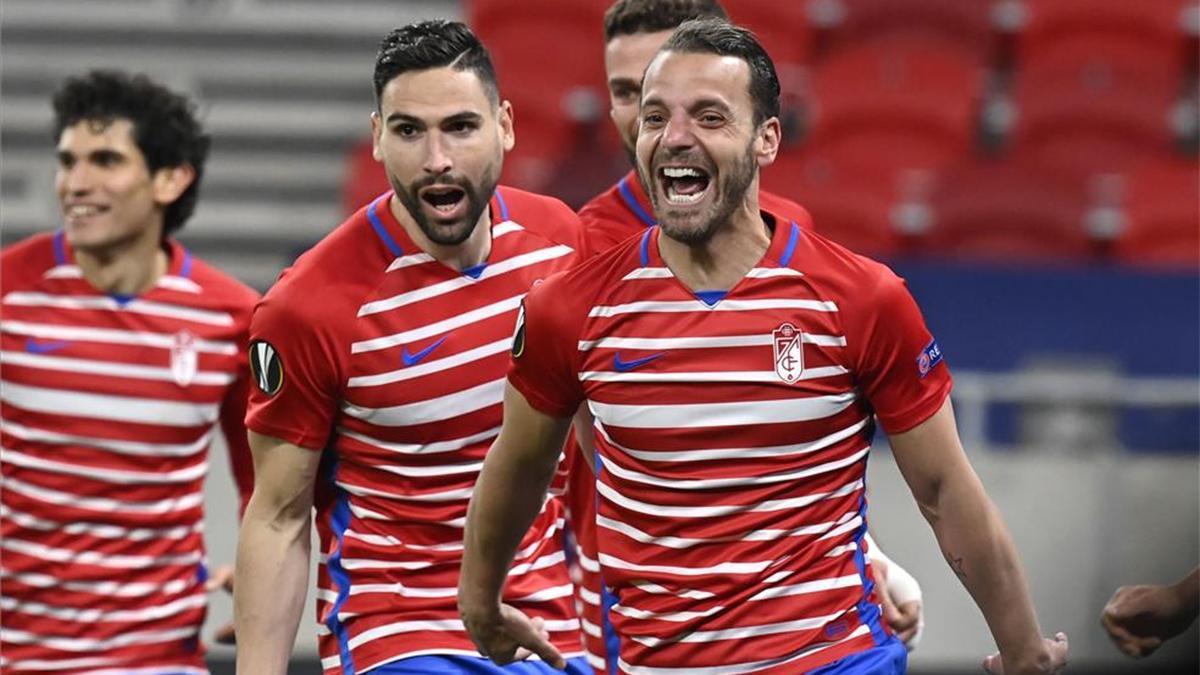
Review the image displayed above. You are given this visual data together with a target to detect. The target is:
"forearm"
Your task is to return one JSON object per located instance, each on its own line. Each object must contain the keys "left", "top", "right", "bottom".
{"left": 924, "top": 472, "right": 1048, "bottom": 670}
{"left": 234, "top": 496, "right": 312, "bottom": 674}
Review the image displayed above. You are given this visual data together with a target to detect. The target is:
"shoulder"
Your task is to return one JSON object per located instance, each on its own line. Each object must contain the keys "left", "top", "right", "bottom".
{"left": 497, "top": 185, "right": 582, "bottom": 249}
{"left": 180, "top": 251, "right": 260, "bottom": 308}
{"left": 527, "top": 230, "right": 644, "bottom": 316}
{"left": 578, "top": 181, "right": 624, "bottom": 224}
{"left": 788, "top": 227, "right": 904, "bottom": 304}
{"left": 2, "top": 233, "right": 60, "bottom": 291}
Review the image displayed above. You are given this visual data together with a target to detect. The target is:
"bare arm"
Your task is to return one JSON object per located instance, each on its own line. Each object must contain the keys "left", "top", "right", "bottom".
{"left": 459, "top": 382, "right": 573, "bottom": 666}
{"left": 889, "top": 399, "right": 1066, "bottom": 675}
{"left": 234, "top": 431, "right": 321, "bottom": 675}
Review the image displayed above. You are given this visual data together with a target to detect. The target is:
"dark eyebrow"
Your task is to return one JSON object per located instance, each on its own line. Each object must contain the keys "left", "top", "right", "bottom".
{"left": 385, "top": 112, "right": 425, "bottom": 125}
{"left": 442, "top": 111, "right": 484, "bottom": 126}
{"left": 608, "top": 76, "right": 640, "bottom": 90}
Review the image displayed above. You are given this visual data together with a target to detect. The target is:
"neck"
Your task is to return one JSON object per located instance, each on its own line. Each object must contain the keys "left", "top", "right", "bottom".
{"left": 74, "top": 228, "right": 169, "bottom": 296}
{"left": 658, "top": 193, "right": 770, "bottom": 292}
{"left": 391, "top": 195, "right": 492, "bottom": 270}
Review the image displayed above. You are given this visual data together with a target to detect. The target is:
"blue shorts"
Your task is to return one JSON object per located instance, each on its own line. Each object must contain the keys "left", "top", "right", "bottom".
{"left": 810, "top": 636, "right": 907, "bottom": 675}
{"left": 369, "top": 655, "right": 593, "bottom": 675}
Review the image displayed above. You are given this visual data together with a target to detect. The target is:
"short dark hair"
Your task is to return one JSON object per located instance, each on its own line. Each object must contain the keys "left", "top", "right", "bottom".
{"left": 660, "top": 19, "right": 780, "bottom": 126}
{"left": 52, "top": 70, "right": 210, "bottom": 237}
{"left": 603, "top": 0, "right": 728, "bottom": 42}
{"left": 374, "top": 20, "right": 499, "bottom": 107}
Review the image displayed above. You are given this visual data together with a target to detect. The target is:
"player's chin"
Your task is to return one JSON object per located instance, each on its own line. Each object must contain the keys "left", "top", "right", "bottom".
{"left": 423, "top": 220, "right": 477, "bottom": 246}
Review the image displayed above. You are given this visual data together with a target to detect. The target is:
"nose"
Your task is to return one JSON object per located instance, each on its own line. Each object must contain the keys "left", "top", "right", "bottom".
{"left": 661, "top": 111, "right": 697, "bottom": 153}
{"left": 59, "top": 162, "right": 94, "bottom": 197}
{"left": 422, "top": 132, "right": 453, "bottom": 176}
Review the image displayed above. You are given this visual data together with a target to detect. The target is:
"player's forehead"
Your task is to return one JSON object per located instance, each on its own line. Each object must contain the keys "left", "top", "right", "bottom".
{"left": 56, "top": 117, "right": 138, "bottom": 154}
{"left": 641, "top": 50, "right": 752, "bottom": 112}
{"left": 604, "top": 29, "right": 674, "bottom": 81}
{"left": 378, "top": 66, "right": 494, "bottom": 123}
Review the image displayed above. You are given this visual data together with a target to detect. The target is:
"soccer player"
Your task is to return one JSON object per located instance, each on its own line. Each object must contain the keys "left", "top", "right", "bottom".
{"left": 460, "top": 19, "right": 1068, "bottom": 674}
{"left": 564, "top": 2, "right": 922, "bottom": 669}
{"left": 233, "top": 20, "right": 589, "bottom": 675}
{"left": 1101, "top": 566, "right": 1199, "bottom": 659}
{"left": 0, "top": 70, "right": 257, "bottom": 674}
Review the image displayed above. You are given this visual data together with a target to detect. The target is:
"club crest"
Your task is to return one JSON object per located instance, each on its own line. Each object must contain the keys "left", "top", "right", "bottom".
{"left": 170, "top": 330, "right": 198, "bottom": 387}
{"left": 772, "top": 322, "right": 805, "bottom": 384}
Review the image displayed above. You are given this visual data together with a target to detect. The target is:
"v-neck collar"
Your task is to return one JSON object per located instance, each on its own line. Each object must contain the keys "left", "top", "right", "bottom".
{"left": 367, "top": 188, "right": 510, "bottom": 279}
{"left": 52, "top": 229, "right": 191, "bottom": 305}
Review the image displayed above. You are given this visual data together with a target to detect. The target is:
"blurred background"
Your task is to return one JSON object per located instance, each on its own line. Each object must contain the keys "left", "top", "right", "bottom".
{"left": 2, "top": 0, "right": 1198, "bottom": 672}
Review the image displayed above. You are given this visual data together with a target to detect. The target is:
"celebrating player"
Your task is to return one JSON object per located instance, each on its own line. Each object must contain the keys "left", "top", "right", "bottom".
{"left": 460, "top": 19, "right": 1068, "bottom": 674}
{"left": 0, "top": 70, "right": 256, "bottom": 674}
{"left": 233, "top": 20, "right": 589, "bottom": 675}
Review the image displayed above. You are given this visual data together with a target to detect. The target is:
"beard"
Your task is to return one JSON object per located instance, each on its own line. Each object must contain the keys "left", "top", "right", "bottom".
{"left": 643, "top": 140, "right": 757, "bottom": 247}
{"left": 389, "top": 162, "right": 500, "bottom": 246}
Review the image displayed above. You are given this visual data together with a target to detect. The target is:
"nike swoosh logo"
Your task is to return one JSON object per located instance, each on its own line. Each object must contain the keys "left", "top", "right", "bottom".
{"left": 613, "top": 352, "right": 664, "bottom": 372}
{"left": 25, "top": 338, "right": 71, "bottom": 354}
{"left": 401, "top": 335, "right": 448, "bottom": 367}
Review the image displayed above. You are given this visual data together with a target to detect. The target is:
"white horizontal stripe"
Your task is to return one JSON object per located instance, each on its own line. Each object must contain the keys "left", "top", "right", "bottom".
{"left": 342, "top": 378, "right": 504, "bottom": 427}
{"left": 510, "top": 583, "right": 575, "bottom": 603}
{"left": 351, "top": 295, "right": 522, "bottom": 354}
{"left": 383, "top": 222, "right": 525, "bottom": 272}
{"left": 589, "top": 391, "right": 856, "bottom": 429}
{"left": 0, "top": 505, "right": 200, "bottom": 540}
{"left": 596, "top": 512, "right": 854, "bottom": 550}
{"left": 597, "top": 478, "right": 863, "bottom": 518}
{"left": 348, "top": 619, "right": 465, "bottom": 649}
{"left": 632, "top": 580, "right": 715, "bottom": 600}
{"left": 0, "top": 593, "right": 205, "bottom": 623}
{"left": 75, "top": 668, "right": 207, "bottom": 675}
{"left": 374, "top": 459, "right": 484, "bottom": 479}
{"left": 599, "top": 446, "right": 868, "bottom": 490}
{"left": 0, "top": 537, "right": 201, "bottom": 568}
{"left": 619, "top": 624, "right": 870, "bottom": 675}
{"left": 621, "top": 267, "right": 802, "bottom": 281}
{"left": 3, "top": 292, "right": 232, "bottom": 326}
{"left": 826, "top": 542, "right": 860, "bottom": 557}
{"left": 599, "top": 552, "right": 772, "bottom": 577}
{"left": 1, "top": 381, "right": 219, "bottom": 427}
{"left": 631, "top": 611, "right": 844, "bottom": 647}
{"left": 360, "top": 245, "right": 571, "bottom": 316}
{"left": 614, "top": 602, "right": 723, "bottom": 622}
{"left": 1, "top": 475, "right": 203, "bottom": 514}
{"left": 343, "top": 530, "right": 462, "bottom": 550}
{"left": 748, "top": 574, "right": 861, "bottom": 601}
{"left": 339, "top": 426, "right": 499, "bottom": 457}
{"left": 347, "top": 338, "right": 510, "bottom": 388}
{"left": 337, "top": 480, "right": 473, "bottom": 503}
{"left": 1, "top": 420, "right": 211, "bottom": 458}
{"left": 43, "top": 265, "right": 83, "bottom": 279}
{"left": 157, "top": 275, "right": 203, "bottom": 294}
{"left": 596, "top": 416, "right": 870, "bottom": 462}
{"left": 0, "top": 350, "right": 234, "bottom": 386}
{"left": 589, "top": 298, "right": 838, "bottom": 317}
{"left": 586, "top": 651, "right": 607, "bottom": 669}
{"left": 0, "top": 655, "right": 119, "bottom": 671}
{"left": 579, "top": 587, "right": 602, "bottom": 606}
{"left": 579, "top": 333, "right": 846, "bottom": 351}
{"left": 1, "top": 626, "right": 197, "bottom": 652}
{"left": 746, "top": 267, "right": 805, "bottom": 278}
{"left": 1, "top": 448, "right": 207, "bottom": 485}
{"left": 348, "top": 582, "right": 458, "bottom": 598}
{"left": 580, "top": 366, "right": 849, "bottom": 383}
{"left": 0, "top": 570, "right": 195, "bottom": 598}
{"left": 1, "top": 320, "right": 236, "bottom": 354}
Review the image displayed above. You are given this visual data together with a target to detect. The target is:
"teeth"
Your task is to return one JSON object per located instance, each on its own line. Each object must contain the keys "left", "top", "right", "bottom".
{"left": 663, "top": 167, "right": 703, "bottom": 178}
{"left": 667, "top": 191, "right": 704, "bottom": 205}
{"left": 67, "top": 205, "right": 100, "bottom": 216}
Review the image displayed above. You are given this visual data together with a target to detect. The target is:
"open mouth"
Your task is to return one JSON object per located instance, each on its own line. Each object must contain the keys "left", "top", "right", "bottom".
{"left": 64, "top": 204, "right": 107, "bottom": 220}
{"left": 659, "top": 166, "right": 712, "bottom": 206}
{"left": 419, "top": 186, "right": 467, "bottom": 216}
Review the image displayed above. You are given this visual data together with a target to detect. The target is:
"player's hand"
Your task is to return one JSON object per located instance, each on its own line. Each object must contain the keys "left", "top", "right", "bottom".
{"left": 205, "top": 564, "right": 237, "bottom": 645}
{"left": 872, "top": 557, "right": 922, "bottom": 645}
{"left": 463, "top": 602, "right": 566, "bottom": 668}
{"left": 982, "top": 632, "right": 1068, "bottom": 674}
{"left": 1102, "top": 583, "right": 1192, "bottom": 658}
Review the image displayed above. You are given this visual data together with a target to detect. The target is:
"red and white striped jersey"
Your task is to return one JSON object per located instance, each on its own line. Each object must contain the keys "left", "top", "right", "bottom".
{"left": 510, "top": 215, "right": 952, "bottom": 674}
{"left": 246, "top": 187, "right": 587, "bottom": 674}
{"left": 0, "top": 232, "right": 258, "bottom": 675}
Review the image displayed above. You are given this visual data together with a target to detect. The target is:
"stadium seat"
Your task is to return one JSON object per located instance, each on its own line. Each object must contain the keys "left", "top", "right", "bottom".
{"left": 728, "top": 0, "right": 813, "bottom": 137}
{"left": 1114, "top": 160, "right": 1200, "bottom": 267}
{"left": 344, "top": 139, "right": 389, "bottom": 215}
{"left": 821, "top": 0, "right": 996, "bottom": 57}
{"left": 925, "top": 159, "right": 1096, "bottom": 261}
{"left": 806, "top": 38, "right": 985, "bottom": 173}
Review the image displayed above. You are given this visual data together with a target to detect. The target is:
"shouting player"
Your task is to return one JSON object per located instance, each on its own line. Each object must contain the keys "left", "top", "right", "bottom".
{"left": 461, "top": 19, "right": 1068, "bottom": 675}
{"left": 233, "top": 20, "right": 589, "bottom": 675}
{"left": 0, "top": 70, "right": 257, "bottom": 674}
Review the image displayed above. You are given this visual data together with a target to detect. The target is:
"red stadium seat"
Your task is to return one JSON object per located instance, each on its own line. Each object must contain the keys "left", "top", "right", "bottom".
{"left": 344, "top": 139, "right": 389, "bottom": 216}
{"left": 822, "top": 0, "right": 996, "bottom": 57}
{"left": 925, "top": 159, "right": 1096, "bottom": 261}
{"left": 806, "top": 38, "right": 985, "bottom": 173}
{"left": 1115, "top": 160, "right": 1200, "bottom": 266}
{"left": 728, "top": 0, "right": 813, "bottom": 135}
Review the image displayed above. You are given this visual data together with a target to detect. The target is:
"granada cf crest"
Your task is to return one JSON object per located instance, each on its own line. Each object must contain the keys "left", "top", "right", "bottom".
{"left": 170, "top": 330, "right": 198, "bottom": 387}
{"left": 772, "top": 322, "right": 804, "bottom": 384}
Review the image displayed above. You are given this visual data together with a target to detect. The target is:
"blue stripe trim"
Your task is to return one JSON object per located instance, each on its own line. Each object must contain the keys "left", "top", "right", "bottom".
{"left": 694, "top": 290, "right": 727, "bottom": 307}
{"left": 638, "top": 228, "right": 652, "bottom": 267}
{"left": 179, "top": 249, "right": 193, "bottom": 279}
{"left": 324, "top": 456, "right": 357, "bottom": 675}
{"left": 462, "top": 262, "right": 487, "bottom": 279}
{"left": 618, "top": 177, "right": 656, "bottom": 227}
{"left": 367, "top": 197, "right": 404, "bottom": 258}
{"left": 851, "top": 491, "right": 889, "bottom": 647}
{"left": 52, "top": 230, "right": 67, "bottom": 265}
{"left": 494, "top": 188, "right": 510, "bottom": 222}
{"left": 780, "top": 221, "right": 801, "bottom": 267}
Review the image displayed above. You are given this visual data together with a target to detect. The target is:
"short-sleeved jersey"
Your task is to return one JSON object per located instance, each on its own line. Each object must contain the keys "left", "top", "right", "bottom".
{"left": 578, "top": 170, "right": 815, "bottom": 255}
{"left": 510, "top": 215, "right": 952, "bottom": 673}
{"left": 0, "top": 232, "right": 258, "bottom": 675}
{"left": 246, "top": 187, "right": 586, "bottom": 674}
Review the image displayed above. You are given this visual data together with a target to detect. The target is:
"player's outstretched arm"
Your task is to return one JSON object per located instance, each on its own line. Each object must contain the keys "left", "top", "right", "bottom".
{"left": 234, "top": 431, "right": 321, "bottom": 675}
{"left": 459, "top": 382, "right": 573, "bottom": 668}
{"left": 1102, "top": 566, "right": 1200, "bottom": 658}
{"left": 889, "top": 399, "right": 1068, "bottom": 675}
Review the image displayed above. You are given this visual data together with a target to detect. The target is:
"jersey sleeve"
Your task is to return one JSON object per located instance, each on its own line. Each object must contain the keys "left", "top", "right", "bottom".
{"left": 507, "top": 274, "right": 586, "bottom": 419}
{"left": 244, "top": 290, "right": 345, "bottom": 451}
{"left": 219, "top": 372, "right": 255, "bottom": 516}
{"left": 845, "top": 269, "right": 952, "bottom": 435}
